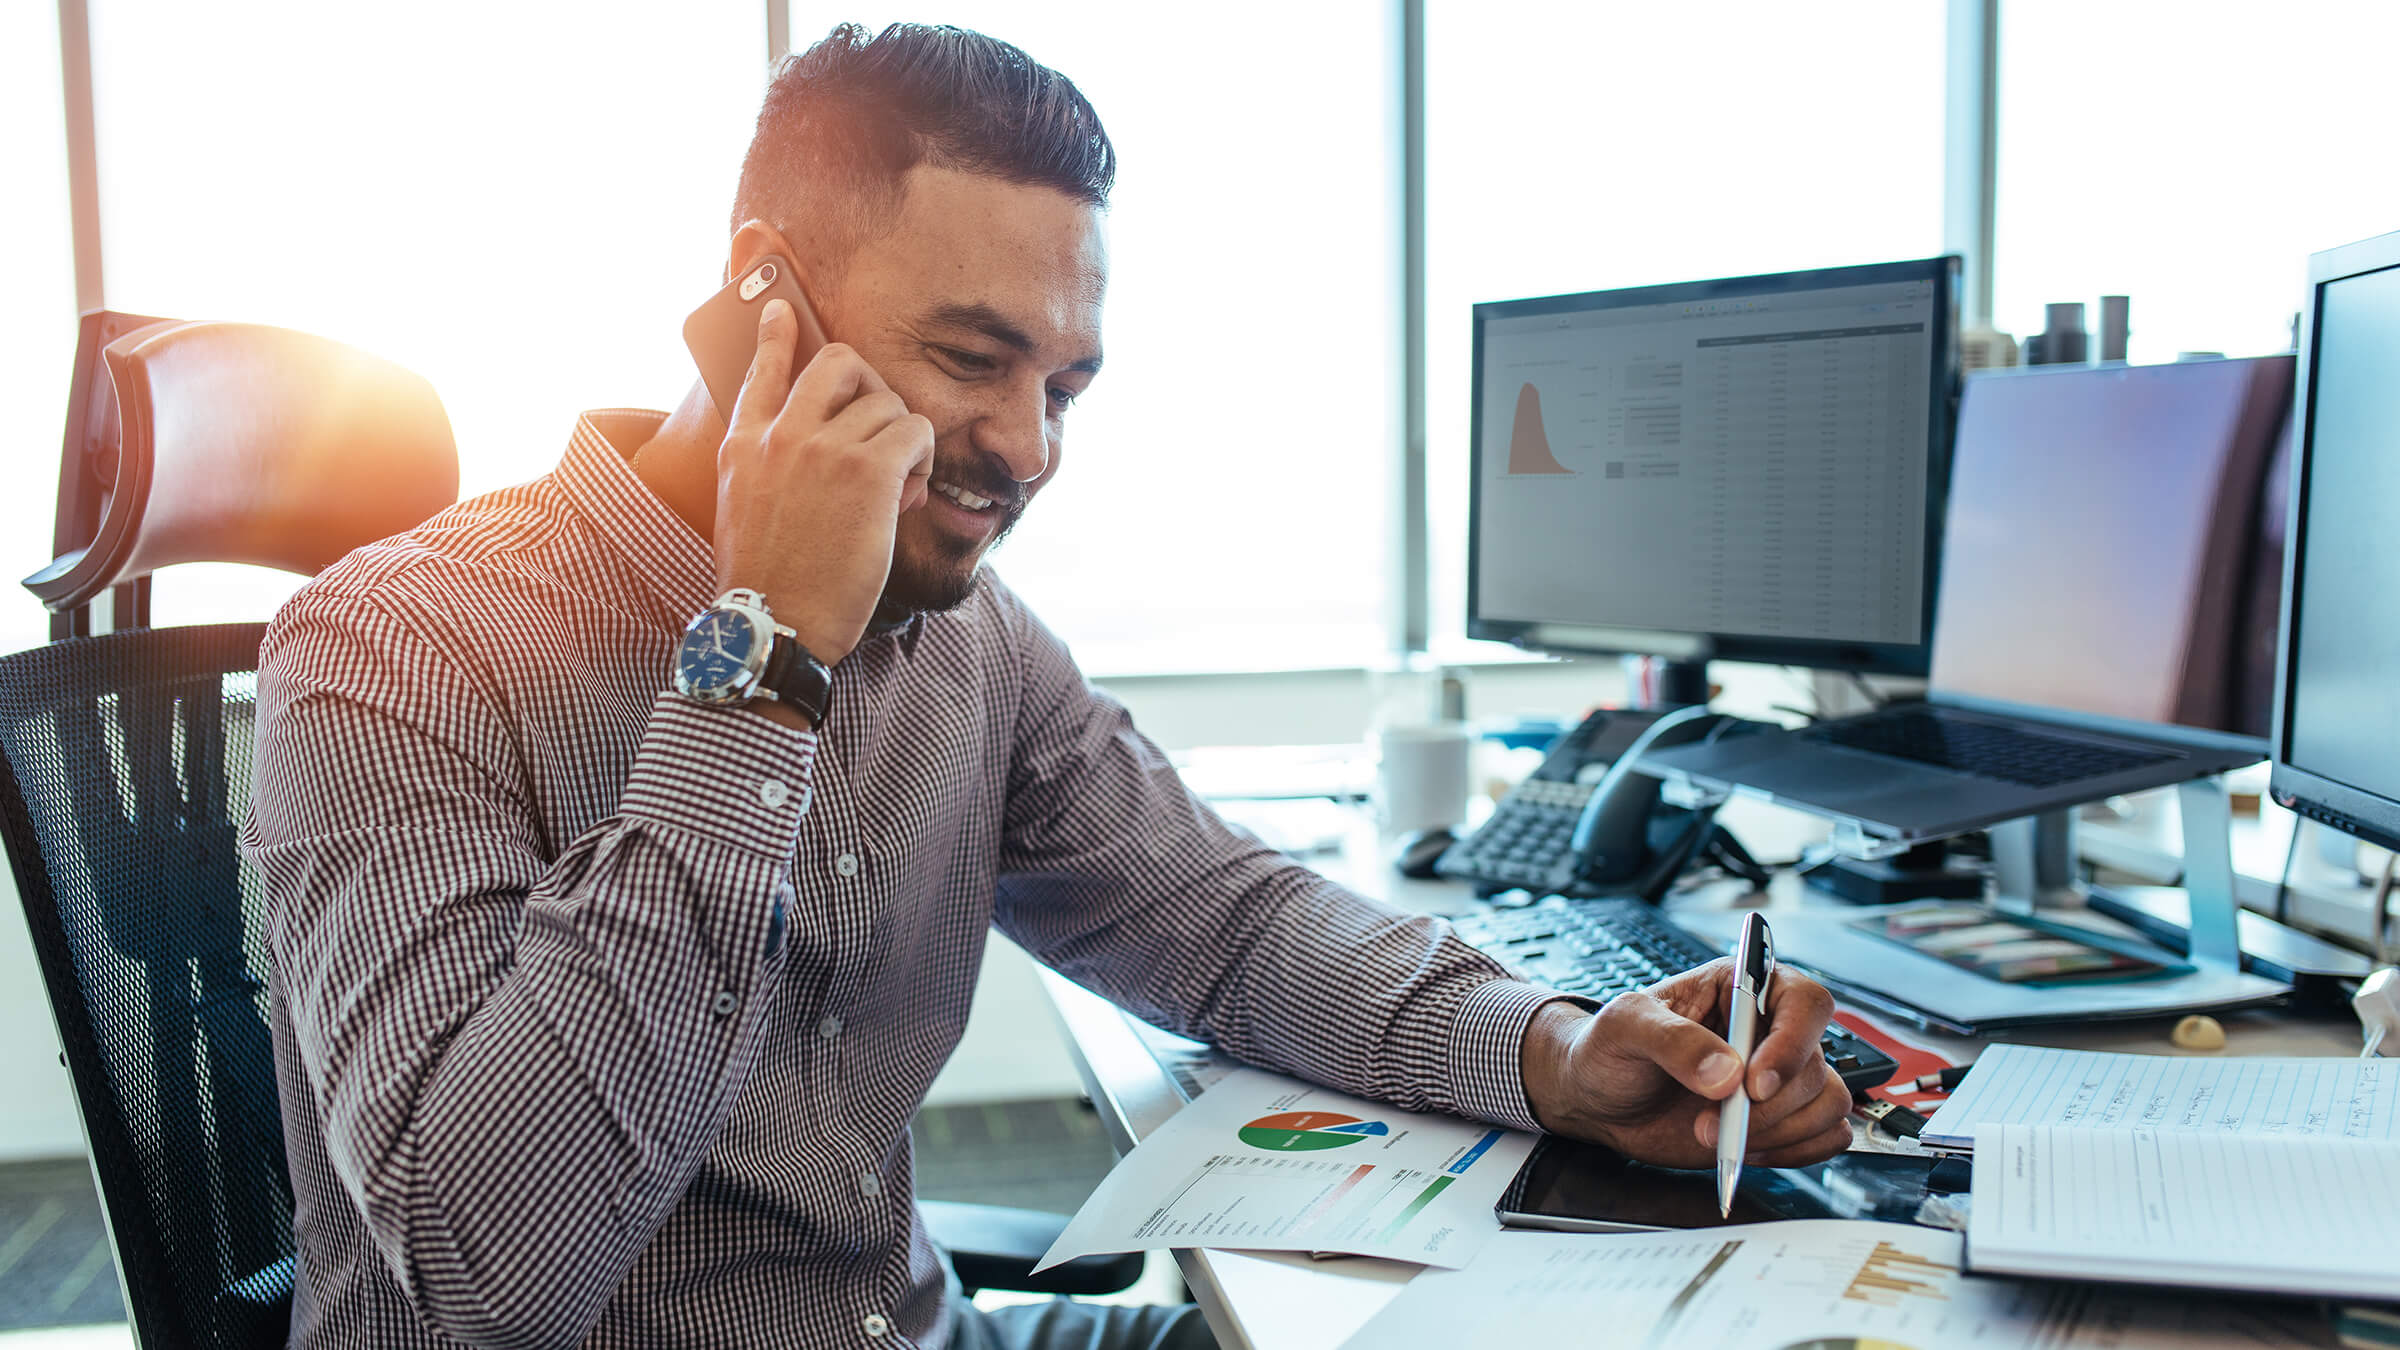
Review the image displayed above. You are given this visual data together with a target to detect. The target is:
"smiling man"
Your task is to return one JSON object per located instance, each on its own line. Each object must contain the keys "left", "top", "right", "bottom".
{"left": 243, "top": 22, "right": 1852, "bottom": 1350}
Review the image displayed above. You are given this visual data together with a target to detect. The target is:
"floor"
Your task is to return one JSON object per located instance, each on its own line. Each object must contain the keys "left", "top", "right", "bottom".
{"left": 0, "top": 1095, "right": 1168, "bottom": 1344}
{"left": 0, "top": 1161, "right": 121, "bottom": 1335}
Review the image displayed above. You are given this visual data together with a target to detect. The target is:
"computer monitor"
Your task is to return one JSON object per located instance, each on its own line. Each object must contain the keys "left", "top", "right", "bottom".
{"left": 2270, "top": 228, "right": 2400, "bottom": 851}
{"left": 1929, "top": 356, "right": 2293, "bottom": 746}
{"left": 1467, "top": 256, "right": 1960, "bottom": 683}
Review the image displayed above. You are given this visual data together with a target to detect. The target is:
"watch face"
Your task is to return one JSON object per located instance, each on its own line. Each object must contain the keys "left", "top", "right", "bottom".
{"left": 676, "top": 608, "right": 760, "bottom": 700}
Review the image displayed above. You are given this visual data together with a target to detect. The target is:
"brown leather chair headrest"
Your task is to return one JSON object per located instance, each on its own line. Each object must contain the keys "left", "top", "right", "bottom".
{"left": 28, "top": 320, "right": 459, "bottom": 614}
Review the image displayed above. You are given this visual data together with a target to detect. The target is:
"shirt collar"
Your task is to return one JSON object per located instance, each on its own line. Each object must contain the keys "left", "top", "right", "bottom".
{"left": 550, "top": 409, "right": 720, "bottom": 628}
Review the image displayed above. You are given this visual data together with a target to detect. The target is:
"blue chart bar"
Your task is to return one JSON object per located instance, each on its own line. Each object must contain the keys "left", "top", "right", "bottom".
{"left": 1448, "top": 1129, "right": 1503, "bottom": 1175}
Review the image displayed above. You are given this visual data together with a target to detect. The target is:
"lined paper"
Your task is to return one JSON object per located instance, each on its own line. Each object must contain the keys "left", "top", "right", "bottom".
{"left": 1922, "top": 1044, "right": 2395, "bottom": 1149}
{"left": 1970, "top": 1123, "right": 2400, "bottom": 1301}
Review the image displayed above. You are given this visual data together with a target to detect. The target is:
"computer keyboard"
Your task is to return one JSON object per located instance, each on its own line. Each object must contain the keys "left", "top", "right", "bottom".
{"left": 1450, "top": 898, "right": 1899, "bottom": 1095}
{"left": 1804, "top": 707, "right": 2175, "bottom": 790}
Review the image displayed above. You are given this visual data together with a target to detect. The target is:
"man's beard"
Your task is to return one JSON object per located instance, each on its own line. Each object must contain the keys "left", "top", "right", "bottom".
{"left": 869, "top": 458, "right": 1029, "bottom": 626}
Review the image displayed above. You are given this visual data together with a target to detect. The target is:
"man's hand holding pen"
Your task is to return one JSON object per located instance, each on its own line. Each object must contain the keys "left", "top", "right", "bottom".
{"left": 1517, "top": 954, "right": 1854, "bottom": 1172}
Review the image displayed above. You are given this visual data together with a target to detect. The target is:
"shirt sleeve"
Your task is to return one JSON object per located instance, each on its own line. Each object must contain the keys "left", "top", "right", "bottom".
{"left": 241, "top": 584, "right": 817, "bottom": 1346}
{"left": 986, "top": 592, "right": 1555, "bottom": 1134}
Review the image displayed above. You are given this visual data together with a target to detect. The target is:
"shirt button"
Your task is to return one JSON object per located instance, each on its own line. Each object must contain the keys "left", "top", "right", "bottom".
{"left": 759, "top": 778, "right": 790, "bottom": 809}
{"left": 819, "top": 1015, "right": 843, "bottom": 1040}
{"left": 712, "top": 991, "right": 738, "bottom": 1016}
{"left": 859, "top": 1168, "right": 880, "bottom": 1198}
{"left": 861, "top": 1312, "right": 890, "bottom": 1338}
{"left": 834, "top": 852, "right": 860, "bottom": 878}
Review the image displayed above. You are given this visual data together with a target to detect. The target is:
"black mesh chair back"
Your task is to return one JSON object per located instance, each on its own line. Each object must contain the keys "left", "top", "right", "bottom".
{"left": 4, "top": 311, "right": 457, "bottom": 1347}
{"left": 0, "top": 624, "right": 287, "bottom": 1347}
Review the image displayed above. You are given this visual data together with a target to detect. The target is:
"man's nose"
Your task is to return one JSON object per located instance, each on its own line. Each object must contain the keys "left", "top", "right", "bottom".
{"left": 979, "top": 385, "right": 1051, "bottom": 484}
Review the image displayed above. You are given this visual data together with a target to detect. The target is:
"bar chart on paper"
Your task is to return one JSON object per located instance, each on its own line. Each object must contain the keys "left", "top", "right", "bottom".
{"left": 1341, "top": 1220, "right": 2333, "bottom": 1350}
{"left": 1133, "top": 1155, "right": 1465, "bottom": 1251}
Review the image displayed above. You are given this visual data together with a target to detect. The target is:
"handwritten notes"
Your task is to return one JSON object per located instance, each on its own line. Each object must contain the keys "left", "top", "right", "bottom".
{"left": 1922, "top": 1044, "right": 2393, "bottom": 1149}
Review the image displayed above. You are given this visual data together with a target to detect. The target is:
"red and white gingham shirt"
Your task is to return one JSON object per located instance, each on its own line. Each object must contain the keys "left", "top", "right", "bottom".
{"left": 242, "top": 411, "right": 1559, "bottom": 1349}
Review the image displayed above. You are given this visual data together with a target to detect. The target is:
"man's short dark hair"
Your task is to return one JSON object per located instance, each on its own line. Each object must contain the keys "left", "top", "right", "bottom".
{"left": 731, "top": 23, "right": 1115, "bottom": 272}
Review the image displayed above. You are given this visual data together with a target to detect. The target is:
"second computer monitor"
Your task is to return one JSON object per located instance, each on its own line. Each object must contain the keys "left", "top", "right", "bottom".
{"left": 1929, "top": 356, "right": 2295, "bottom": 742}
{"left": 1468, "top": 256, "right": 1960, "bottom": 675}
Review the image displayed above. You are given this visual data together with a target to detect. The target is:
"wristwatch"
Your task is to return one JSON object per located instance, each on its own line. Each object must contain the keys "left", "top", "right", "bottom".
{"left": 672, "top": 588, "right": 833, "bottom": 727}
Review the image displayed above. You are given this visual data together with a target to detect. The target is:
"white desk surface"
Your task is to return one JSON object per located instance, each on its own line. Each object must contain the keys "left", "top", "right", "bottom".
{"left": 1036, "top": 795, "right": 2368, "bottom": 1350}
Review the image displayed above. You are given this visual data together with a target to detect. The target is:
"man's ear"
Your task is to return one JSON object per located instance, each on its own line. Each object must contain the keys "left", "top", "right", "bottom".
{"left": 728, "top": 219, "right": 811, "bottom": 291}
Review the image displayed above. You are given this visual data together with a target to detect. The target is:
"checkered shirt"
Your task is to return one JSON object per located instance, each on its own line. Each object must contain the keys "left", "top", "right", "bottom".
{"left": 241, "top": 410, "right": 1558, "bottom": 1348}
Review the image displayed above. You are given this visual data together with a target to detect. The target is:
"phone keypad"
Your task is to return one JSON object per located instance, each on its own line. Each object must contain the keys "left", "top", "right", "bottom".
{"left": 1437, "top": 778, "right": 1593, "bottom": 889}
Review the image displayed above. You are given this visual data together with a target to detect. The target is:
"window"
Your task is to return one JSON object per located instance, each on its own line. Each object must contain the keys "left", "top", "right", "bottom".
{"left": 1424, "top": 3, "right": 1948, "bottom": 660}
{"left": 1, "top": 4, "right": 77, "bottom": 657}
{"left": 0, "top": 0, "right": 93, "bottom": 1163}
{"left": 838, "top": 5, "right": 1403, "bottom": 674}
{"left": 84, "top": 0, "right": 769, "bottom": 625}
{"left": 1993, "top": 1, "right": 2400, "bottom": 365}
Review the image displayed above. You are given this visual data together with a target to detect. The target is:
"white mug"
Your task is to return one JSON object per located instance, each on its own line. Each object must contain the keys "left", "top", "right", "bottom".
{"left": 1373, "top": 722, "right": 1473, "bottom": 835}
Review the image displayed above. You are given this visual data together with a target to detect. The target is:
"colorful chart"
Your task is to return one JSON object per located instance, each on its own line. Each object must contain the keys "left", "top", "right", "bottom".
{"left": 1238, "top": 1110, "right": 1391, "bottom": 1152}
{"left": 1506, "top": 382, "right": 1571, "bottom": 475}
{"left": 1841, "top": 1241, "right": 1952, "bottom": 1308}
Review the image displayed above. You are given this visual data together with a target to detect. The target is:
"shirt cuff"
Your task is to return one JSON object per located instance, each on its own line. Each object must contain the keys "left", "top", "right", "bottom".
{"left": 1447, "top": 978, "right": 1589, "bottom": 1135}
{"left": 618, "top": 692, "right": 820, "bottom": 858}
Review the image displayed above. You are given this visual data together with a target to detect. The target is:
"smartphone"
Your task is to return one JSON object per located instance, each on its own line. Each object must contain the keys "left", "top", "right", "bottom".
{"left": 682, "top": 254, "right": 831, "bottom": 422}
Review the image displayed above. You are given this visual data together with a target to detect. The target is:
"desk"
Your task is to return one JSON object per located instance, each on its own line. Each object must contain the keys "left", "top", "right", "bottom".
{"left": 1038, "top": 796, "right": 2366, "bottom": 1350}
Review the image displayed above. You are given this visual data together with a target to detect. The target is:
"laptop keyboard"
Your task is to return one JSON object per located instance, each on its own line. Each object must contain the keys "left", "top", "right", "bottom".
{"left": 1450, "top": 899, "right": 1898, "bottom": 1095}
{"left": 1803, "top": 706, "right": 2176, "bottom": 790}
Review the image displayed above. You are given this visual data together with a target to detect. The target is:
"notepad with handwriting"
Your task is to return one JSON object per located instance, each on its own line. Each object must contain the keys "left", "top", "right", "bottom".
{"left": 1968, "top": 1122, "right": 2400, "bottom": 1300}
{"left": 1921, "top": 1043, "right": 2396, "bottom": 1150}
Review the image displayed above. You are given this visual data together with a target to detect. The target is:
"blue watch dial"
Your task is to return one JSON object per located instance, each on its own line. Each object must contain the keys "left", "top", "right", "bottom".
{"left": 677, "top": 609, "right": 758, "bottom": 695}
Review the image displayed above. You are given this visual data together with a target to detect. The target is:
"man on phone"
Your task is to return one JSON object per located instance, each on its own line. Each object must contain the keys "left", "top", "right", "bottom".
{"left": 244, "top": 22, "right": 1854, "bottom": 1350}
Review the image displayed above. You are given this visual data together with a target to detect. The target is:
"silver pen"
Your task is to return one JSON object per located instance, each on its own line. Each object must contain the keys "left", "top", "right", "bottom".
{"left": 1717, "top": 912, "right": 1776, "bottom": 1218}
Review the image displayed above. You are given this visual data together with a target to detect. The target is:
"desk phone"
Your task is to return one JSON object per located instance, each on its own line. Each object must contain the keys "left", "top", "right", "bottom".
{"left": 1436, "top": 707, "right": 1767, "bottom": 901}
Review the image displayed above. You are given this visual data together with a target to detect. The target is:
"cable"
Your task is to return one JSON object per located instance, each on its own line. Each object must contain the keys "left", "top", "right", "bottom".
{"left": 2373, "top": 850, "right": 2397, "bottom": 968}
{"left": 1846, "top": 670, "right": 1888, "bottom": 711}
{"left": 2273, "top": 819, "right": 2302, "bottom": 926}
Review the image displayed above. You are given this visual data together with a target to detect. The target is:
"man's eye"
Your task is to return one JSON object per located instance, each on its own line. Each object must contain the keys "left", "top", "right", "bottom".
{"left": 1048, "top": 386, "right": 1079, "bottom": 411}
{"left": 936, "top": 346, "right": 995, "bottom": 373}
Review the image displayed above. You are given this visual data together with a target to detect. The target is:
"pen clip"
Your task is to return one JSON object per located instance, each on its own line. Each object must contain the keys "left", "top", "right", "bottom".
{"left": 1740, "top": 917, "right": 1775, "bottom": 1013}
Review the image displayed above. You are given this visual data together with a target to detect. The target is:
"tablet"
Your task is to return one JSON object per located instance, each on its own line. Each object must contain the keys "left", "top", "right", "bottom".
{"left": 1497, "top": 1136, "right": 1956, "bottom": 1234}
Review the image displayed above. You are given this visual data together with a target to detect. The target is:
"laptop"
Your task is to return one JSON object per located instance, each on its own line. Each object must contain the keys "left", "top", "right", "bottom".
{"left": 1645, "top": 356, "right": 2294, "bottom": 845}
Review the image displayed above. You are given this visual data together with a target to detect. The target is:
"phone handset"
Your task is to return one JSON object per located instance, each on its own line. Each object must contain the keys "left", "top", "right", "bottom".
{"left": 682, "top": 254, "right": 833, "bottom": 422}
{"left": 1549, "top": 708, "right": 1769, "bottom": 901}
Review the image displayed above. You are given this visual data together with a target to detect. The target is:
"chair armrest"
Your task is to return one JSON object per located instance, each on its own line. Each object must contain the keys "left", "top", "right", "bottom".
{"left": 920, "top": 1199, "right": 1145, "bottom": 1297}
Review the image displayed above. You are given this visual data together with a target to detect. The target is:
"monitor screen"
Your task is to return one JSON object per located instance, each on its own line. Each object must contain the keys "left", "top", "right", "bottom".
{"left": 1467, "top": 257, "right": 1957, "bottom": 675}
{"left": 2274, "top": 243, "right": 2400, "bottom": 849}
{"left": 1928, "top": 358, "right": 2292, "bottom": 739}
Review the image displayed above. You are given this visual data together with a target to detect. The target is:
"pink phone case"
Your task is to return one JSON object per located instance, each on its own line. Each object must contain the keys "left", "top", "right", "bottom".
{"left": 681, "top": 255, "right": 831, "bottom": 421}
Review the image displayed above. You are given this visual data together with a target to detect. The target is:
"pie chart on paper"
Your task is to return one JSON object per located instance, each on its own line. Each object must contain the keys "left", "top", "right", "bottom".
{"left": 1237, "top": 1110, "right": 1391, "bottom": 1152}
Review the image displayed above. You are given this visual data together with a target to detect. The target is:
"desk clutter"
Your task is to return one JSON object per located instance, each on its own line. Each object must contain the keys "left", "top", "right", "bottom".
{"left": 1079, "top": 1021, "right": 2394, "bottom": 1346}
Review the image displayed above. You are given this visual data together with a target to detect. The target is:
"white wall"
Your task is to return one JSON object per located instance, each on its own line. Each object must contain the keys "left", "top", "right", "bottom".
{"left": 0, "top": 873, "right": 87, "bottom": 1161}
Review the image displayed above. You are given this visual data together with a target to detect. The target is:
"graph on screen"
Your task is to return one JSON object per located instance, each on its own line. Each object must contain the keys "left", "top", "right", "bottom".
{"left": 1506, "top": 382, "right": 1571, "bottom": 475}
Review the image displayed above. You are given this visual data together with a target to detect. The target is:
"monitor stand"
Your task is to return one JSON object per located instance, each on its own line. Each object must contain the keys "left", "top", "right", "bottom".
{"left": 1653, "top": 658, "right": 1710, "bottom": 709}
{"left": 1987, "top": 780, "right": 2350, "bottom": 990}
{"left": 1802, "top": 842, "right": 1986, "bottom": 905}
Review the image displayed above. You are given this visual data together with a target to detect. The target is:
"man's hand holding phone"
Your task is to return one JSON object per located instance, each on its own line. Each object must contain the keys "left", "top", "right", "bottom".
{"left": 712, "top": 298, "right": 934, "bottom": 673}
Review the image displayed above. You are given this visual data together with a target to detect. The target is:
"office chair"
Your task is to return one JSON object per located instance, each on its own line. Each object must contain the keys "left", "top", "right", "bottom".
{"left": 0, "top": 313, "right": 1134, "bottom": 1348}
